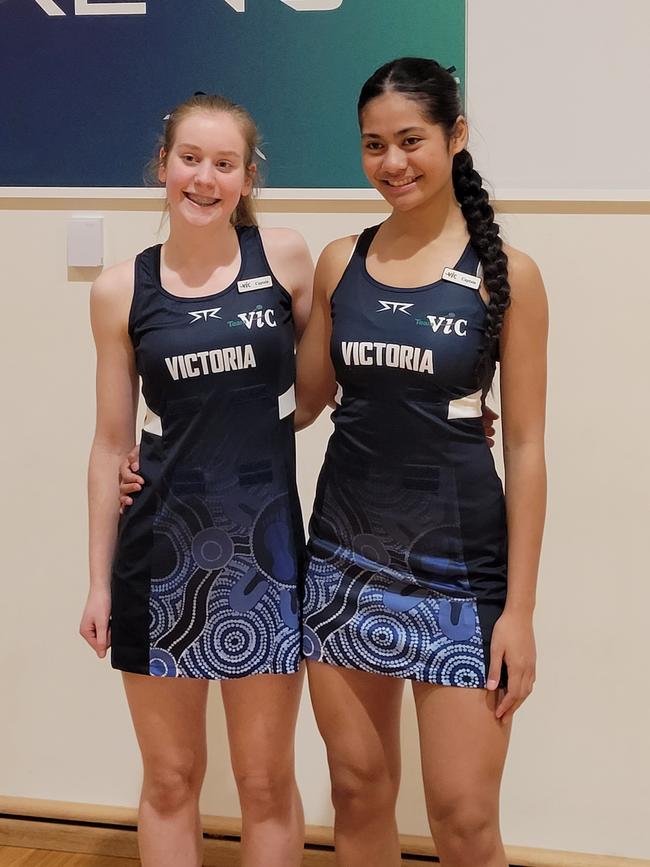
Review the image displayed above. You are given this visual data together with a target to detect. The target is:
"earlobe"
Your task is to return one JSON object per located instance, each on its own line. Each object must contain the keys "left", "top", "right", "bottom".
{"left": 158, "top": 148, "right": 167, "bottom": 184}
{"left": 451, "top": 116, "right": 469, "bottom": 155}
{"left": 243, "top": 163, "right": 257, "bottom": 196}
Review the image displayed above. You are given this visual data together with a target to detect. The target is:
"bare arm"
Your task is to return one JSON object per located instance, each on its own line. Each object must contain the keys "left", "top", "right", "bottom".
{"left": 80, "top": 261, "right": 138, "bottom": 656}
{"left": 294, "top": 236, "right": 356, "bottom": 430}
{"left": 260, "top": 227, "right": 314, "bottom": 339}
{"left": 488, "top": 247, "right": 548, "bottom": 718}
{"left": 501, "top": 250, "right": 548, "bottom": 616}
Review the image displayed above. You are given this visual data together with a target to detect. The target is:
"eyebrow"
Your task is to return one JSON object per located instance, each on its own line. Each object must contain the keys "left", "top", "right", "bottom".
{"left": 176, "top": 144, "right": 242, "bottom": 157}
{"left": 361, "top": 127, "right": 427, "bottom": 139}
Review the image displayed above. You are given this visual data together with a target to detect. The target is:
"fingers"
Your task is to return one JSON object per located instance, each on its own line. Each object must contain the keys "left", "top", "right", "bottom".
{"left": 119, "top": 448, "right": 143, "bottom": 487}
{"left": 79, "top": 621, "right": 95, "bottom": 649}
{"left": 481, "top": 405, "right": 499, "bottom": 448}
{"left": 79, "top": 619, "right": 104, "bottom": 656}
{"left": 120, "top": 468, "right": 144, "bottom": 487}
{"left": 79, "top": 611, "right": 111, "bottom": 658}
{"left": 495, "top": 682, "right": 518, "bottom": 720}
{"left": 486, "top": 643, "right": 504, "bottom": 693}
{"left": 95, "top": 621, "right": 109, "bottom": 659}
{"left": 481, "top": 413, "right": 496, "bottom": 447}
{"left": 118, "top": 456, "right": 143, "bottom": 508}
{"left": 121, "top": 482, "right": 142, "bottom": 494}
{"left": 119, "top": 489, "right": 137, "bottom": 509}
{"left": 495, "top": 668, "right": 535, "bottom": 721}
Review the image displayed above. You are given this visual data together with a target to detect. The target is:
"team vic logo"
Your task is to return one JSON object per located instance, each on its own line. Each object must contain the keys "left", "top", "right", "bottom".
{"left": 377, "top": 300, "right": 414, "bottom": 315}
{"left": 188, "top": 307, "right": 222, "bottom": 324}
{"left": 228, "top": 305, "right": 277, "bottom": 329}
{"left": 426, "top": 315, "right": 468, "bottom": 337}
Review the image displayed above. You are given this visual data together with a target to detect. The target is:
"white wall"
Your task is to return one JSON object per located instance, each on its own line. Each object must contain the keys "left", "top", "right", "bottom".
{"left": 467, "top": 0, "right": 650, "bottom": 198}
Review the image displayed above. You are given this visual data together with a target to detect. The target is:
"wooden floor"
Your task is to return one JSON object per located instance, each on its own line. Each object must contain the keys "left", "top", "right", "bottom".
{"left": 0, "top": 846, "right": 438, "bottom": 866}
{"left": 4, "top": 799, "right": 649, "bottom": 867}
{"left": 0, "top": 850, "right": 138, "bottom": 866}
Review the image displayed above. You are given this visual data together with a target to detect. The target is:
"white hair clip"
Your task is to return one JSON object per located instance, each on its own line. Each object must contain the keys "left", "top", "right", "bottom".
{"left": 255, "top": 147, "right": 267, "bottom": 161}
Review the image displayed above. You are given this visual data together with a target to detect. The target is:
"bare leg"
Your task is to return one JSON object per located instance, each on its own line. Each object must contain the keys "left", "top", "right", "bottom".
{"left": 307, "top": 661, "right": 404, "bottom": 867}
{"left": 122, "top": 673, "right": 209, "bottom": 867}
{"left": 413, "top": 683, "right": 511, "bottom": 867}
{"left": 221, "top": 668, "right": 305, "bottom": 867}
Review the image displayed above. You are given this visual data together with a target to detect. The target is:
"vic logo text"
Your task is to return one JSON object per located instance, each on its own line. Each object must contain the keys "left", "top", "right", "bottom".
{"left": 427, "top": 316, "right": 468, "bottom": 337}
{"left": 238, "top": 308, "right": 277, "bottom": 329}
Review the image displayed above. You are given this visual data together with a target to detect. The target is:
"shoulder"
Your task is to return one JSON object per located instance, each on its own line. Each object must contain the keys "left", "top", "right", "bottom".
{"left": 314, "top": 235, "right": 358, "bottom": 296}
{"left": 503, "top": 245, "right": 545, "bottom": 302}
{"left": 91, "top": 258, "right": 136, "bottom": 301}
{"left": 258, "top": 227, "right": 313, "bottom": 294}
{"left": 89, "top": 258, "right": 136, "bottom": 327}
{"left": 317, "top": 234, "right": 358, "bottom": 268}
{"left": 314, "top": 235, "right": 358, "bottom": 299}
{"left": 259, "top": 226, "right": 309, "bottom": 259}
{"left": 501, "top": 245, "right": 548, "bottom": 335}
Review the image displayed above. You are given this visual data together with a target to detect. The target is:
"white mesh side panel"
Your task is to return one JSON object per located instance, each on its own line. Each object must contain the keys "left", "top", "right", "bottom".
{"left": 278, "top": 384, "right": 296, "bottom": 419}
{"left": 447, "top": 389, "right": 482, "bottom": 420}
{"left": 143, "top": 407, "right": 162, "bottom": 436}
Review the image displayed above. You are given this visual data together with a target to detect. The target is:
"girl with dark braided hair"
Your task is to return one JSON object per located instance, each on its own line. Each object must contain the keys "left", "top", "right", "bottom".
{"left": 296, "top": 57, "right": 547, "bottom": 866}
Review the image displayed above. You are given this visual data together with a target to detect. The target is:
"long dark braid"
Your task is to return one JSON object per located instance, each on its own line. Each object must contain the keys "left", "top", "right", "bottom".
{"left": 358, "top": 57, "right": 510, "bottom": 390}
{"left": 452, "top": 148, "right": 510, "bottom": 388}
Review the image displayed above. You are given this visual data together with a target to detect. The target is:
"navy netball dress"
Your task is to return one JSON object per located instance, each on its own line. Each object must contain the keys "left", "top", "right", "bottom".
{"left": 303, "top": 225, "right": 508, "bottom": 688}
{"left": 111, "top": 227, "right": 304, "bottom": 679}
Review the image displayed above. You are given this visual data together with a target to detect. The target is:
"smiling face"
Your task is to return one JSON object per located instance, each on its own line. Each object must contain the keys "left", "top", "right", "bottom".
{"left": 158, "top": 110, "right": 255, "bottom": 228}
{"left": 360, "top": 90, "right": 467, "bottom": 211}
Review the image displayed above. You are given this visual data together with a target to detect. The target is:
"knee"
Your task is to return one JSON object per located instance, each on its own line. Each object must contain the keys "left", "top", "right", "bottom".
{"left": 428, "top": 798, "right": 500, "bottom": 862}
{"left": 234, "top": 768, "right": 295, "bottom": 819}
{"left": 142, "top": 753, "right": 205, "bottom": 816}
{"left": 330, "top": 759, "right": 399, "bottom": 818}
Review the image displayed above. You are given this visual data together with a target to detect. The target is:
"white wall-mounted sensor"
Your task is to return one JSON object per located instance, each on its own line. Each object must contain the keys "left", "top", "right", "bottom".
{"left": 67, "top": 216, "right": 104, "bottom": 267}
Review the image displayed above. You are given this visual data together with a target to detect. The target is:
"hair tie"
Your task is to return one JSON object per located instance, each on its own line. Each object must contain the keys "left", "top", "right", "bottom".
{"left": 163, "top": 91, "right": 208, "bottom": 121}
{"left": 445, "top": 65, "right": 461, "bottom": 86}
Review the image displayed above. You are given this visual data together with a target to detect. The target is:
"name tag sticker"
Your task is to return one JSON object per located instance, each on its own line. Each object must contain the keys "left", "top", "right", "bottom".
{"left": 442, "top": 267, "right": 482, "bottom": 291}
{"left": 238, "top": 276, "right": 273, "bottom": 293}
